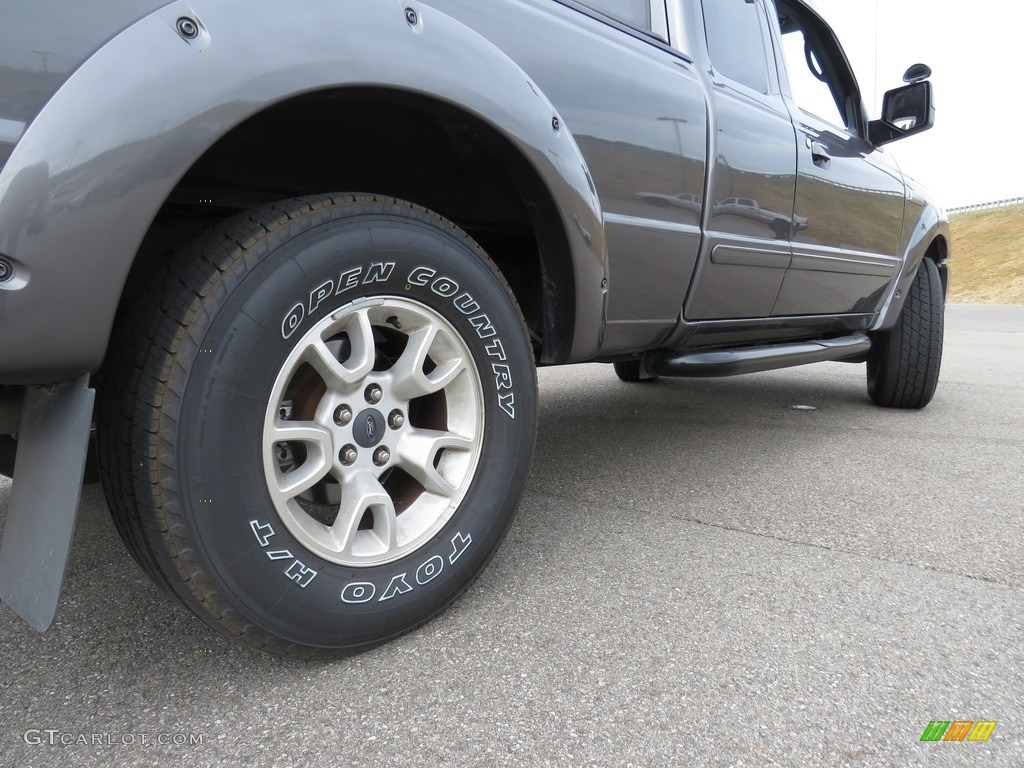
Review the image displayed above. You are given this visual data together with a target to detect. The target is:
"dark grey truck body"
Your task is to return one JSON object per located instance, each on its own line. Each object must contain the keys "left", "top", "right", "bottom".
{"left": 0, "top": 0, "right": 948, "bottom": 632}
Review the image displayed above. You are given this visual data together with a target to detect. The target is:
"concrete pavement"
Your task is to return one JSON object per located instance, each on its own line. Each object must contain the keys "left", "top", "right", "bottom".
{"left": 1, "top": 304, "right": 1021, "bottom": 767}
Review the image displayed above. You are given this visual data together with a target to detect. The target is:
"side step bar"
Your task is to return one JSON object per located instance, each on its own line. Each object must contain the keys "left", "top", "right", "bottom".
{"left": 643, "top": 333, "right": 871, "bottom": 378}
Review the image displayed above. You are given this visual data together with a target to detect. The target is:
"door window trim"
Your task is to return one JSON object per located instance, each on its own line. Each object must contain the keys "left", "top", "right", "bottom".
{"left": 699, "top": 0, "right": 780, "bottom": 99}
{"left": 649, "top": 0, "right": 670, "bottom": 41}
{"left": 771, "top": 0, "right": 868, "bottom": 139}
{"left": 552, "top": 0, "right": 684, "bottom": 55}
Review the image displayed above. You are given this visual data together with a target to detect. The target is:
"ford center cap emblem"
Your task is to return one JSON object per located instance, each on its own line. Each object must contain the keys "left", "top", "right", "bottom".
{"left": 353, "top": 408, "right": 385, "bottom": 448}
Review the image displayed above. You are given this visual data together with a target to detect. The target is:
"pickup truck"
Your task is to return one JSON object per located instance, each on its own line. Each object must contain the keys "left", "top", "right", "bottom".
{"left": 0, "top": 0, "right": 947, "bottom": 657}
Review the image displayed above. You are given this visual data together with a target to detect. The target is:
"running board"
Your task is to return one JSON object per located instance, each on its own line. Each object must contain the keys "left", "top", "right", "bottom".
{"left": 643, "top": 333, "right": 871, "bottom": 378}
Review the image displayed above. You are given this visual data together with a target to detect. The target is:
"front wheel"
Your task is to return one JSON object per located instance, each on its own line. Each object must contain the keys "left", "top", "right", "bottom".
{"left": 866, "top": 257, "right": 944, "bottom": 409}
{"left": 97, "top": 195, "right": 537, "bottom": 657}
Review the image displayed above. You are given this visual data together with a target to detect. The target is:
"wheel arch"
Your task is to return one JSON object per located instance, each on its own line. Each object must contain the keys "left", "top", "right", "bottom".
{"left": 872, "top": 201, "right": 950, "bottom": 332}
{"left": 127, "top": 86, "right": 583, "bottom": 366}
{"left": 0, "top": 0, "right": 604, "bottom": 383}
{"left": 925, "top": 232, "right": 950, "bottom": 298}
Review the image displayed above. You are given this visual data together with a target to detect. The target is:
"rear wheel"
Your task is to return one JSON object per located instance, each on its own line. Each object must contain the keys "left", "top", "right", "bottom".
{"left": 97, "top": 194, "right": 537, "bottom": 657}
{"left": 866, "top": 258, "right": 944, "bottom": 409}
{"left": 0, "top": 436, "right": 15, "bottom": 479}
{"left": 613, "top": 360, "right": 657, "bottom": 383}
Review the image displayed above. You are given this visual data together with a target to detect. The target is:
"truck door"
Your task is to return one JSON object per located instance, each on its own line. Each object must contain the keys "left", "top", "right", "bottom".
{"left": 771, "top": 2, "right": 906, "bottom": 317}
{"left": 683, "top": 0, "right": 797, "bottom": 321}
{"left": 432, "top": 0, "right": 711, "bottom": 354}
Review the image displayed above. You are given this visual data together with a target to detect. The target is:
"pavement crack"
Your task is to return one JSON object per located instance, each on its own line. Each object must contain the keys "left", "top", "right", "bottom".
{"left": 523, "top": 486, "right": 1023, "bottom": 593}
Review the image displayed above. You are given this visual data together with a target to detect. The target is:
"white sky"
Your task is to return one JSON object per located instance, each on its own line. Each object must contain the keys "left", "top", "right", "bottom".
{"left": 810, "top": 0, "right": 1024, "bottom": 208}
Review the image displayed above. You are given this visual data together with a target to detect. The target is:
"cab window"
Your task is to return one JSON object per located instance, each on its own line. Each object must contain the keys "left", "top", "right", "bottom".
{"left": 579, "top": 0, "right": 653, "bottom": 31}
{"left": 777, "top": 7, "right": 859, "bottom": 132}
{"left": 701, "top": 0, "right": 771, "bottom": 94}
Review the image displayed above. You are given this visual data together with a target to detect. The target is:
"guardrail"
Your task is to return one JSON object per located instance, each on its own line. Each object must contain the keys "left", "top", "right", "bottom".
{"left": 948, "top": 197, "right": 1024, "bottom": 214}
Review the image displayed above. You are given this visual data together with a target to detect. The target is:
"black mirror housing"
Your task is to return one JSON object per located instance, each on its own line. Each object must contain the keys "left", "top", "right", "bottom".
{"left": 869, "top": 80, "right": 934, "bottom": 146}
{"left": 903, "top": 63, "right": 932, "bottom": 84}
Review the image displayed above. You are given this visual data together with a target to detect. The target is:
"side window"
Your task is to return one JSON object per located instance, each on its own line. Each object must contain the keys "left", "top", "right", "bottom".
{"left": 780, "top": 25, "right": 847, "bottom": 129}
{"left": 578, "top": 0, "right": 652, "bottom": 31}
{"left": 701, "top": 0, "right": 770, "bottom": 94}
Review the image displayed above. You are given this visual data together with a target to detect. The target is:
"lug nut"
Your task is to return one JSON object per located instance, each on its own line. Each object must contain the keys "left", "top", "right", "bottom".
{"left": 388, "top": 410, "right": 405, "bottom": 429}
{"left": 365, "top": 384, "right": 383, "bottom": 405}
{"left": 373, "top": 447, "right": 391, "bottom": 467}
{"left": 340, "top": 445, "right": 358, "bottom": 466}
{"left": 334, "top": 405, "right": 353, "bottom": 426}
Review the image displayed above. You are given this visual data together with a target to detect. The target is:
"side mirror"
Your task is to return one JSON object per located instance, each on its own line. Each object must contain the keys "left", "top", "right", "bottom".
{"left": 902, "top": 63, "right": 931, "bottom": 84}
{"left": 868, "top": 72, "right": 935, "bottom": 146}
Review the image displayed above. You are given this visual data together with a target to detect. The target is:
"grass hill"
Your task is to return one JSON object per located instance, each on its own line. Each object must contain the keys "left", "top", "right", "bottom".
{"left": 948, "top": 204, "right": 1024, "bottom": 304}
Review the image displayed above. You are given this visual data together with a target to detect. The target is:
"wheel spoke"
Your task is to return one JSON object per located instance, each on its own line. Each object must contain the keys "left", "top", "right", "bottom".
{"left": 330, "top": 470, "right": 397, "bottom": 556}
{"left": 269, "top": 420, "right": 332, "bottom": 447}
{"left": 305, "top": 309, "right": 375, "bottom": 391}
{"left": 390, "top": 324, "right": 467, "bottom": 400}
{"left": 395, "top": 427, "right": 474, "bottom": 498}
{"left": 269, "top": 423, "right": 334, "bottom": 501}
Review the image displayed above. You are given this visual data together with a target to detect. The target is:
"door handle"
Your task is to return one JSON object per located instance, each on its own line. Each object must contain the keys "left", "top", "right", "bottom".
{"left": 808, "top": 139, "right": 831, "bottom": 168}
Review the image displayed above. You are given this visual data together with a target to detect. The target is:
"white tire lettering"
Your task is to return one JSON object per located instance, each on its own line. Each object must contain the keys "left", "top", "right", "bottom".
{"left": 408, "top": 266, "right": 435, "bottom": 286}
{"left": 336, "top": 266, "right": 362, "bottom": 294}
{"left": 485, "top": 338, "right": 507, "bottom": 361}
{"left": 416, "top": 555, "right": 445, "bottom": 585}
{"left": 498, "top": 392, "right": 516, "bottom": 419}
{"left": 285, "top": 560, "right": 318, "bottom": 588}
{"left": 341, "top": 582, "right": 376, "bottom": 604}
{"left": 468, "top": 314, "right": 496, "bottom": 339}
{"left": 492, "top": 364, "right": 513, "bottom": 391}
{"left": 335, "top": 533, "right": 471, "bottom": 604}
{"left": 449, "top": 531, "right": 472, "bottom": 565}
{"left": 309, "top": 279, "right": 334, "bottom": 314}
{"left": 364, "top": 262, "right": 395, "bottom": 283}
{"left": 248, "top": 520, "right": 325, "bottom": 589}
{"left": 284, "top": 258, "right": 520, "bottom": 430}
{"left": 453, "top": 292, "right": 480, "bottom": 315}
{"left": 379, "top": 573, "right": 414, "bottom": 602}
{"left": 431, "top": 277, "right": 459, "bottom": 297}
{"left": 281, "top": 303, "right": 305, "bottom": 340}
{"left": 249, "top": 520, "right": 275, "bottom": 548}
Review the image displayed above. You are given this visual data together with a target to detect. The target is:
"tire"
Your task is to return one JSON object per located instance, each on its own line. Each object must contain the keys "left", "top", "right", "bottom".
{"left": 96, "top": 194, "right": 537, "bottom": 657}
{"left": 0, "top": 436, "right": 15, "bottom": 479}
{"left": 613, "top": 360, "right": 657, "bottom": 383}
{"left": 866, "top": 258, "right": 944, "bottom": 409}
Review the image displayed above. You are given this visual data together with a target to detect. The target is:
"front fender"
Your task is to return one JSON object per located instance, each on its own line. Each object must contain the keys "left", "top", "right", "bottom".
{"left": 872, "top": 196, "right": 950, "bottom": 331}
{"left": 0, "top": 0, "right": 604, "bottom": 382}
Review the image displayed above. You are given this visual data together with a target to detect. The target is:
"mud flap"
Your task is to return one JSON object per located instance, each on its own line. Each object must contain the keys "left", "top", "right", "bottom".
{"left": 0, "top": 376, "right": 94, "bottom": 631}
